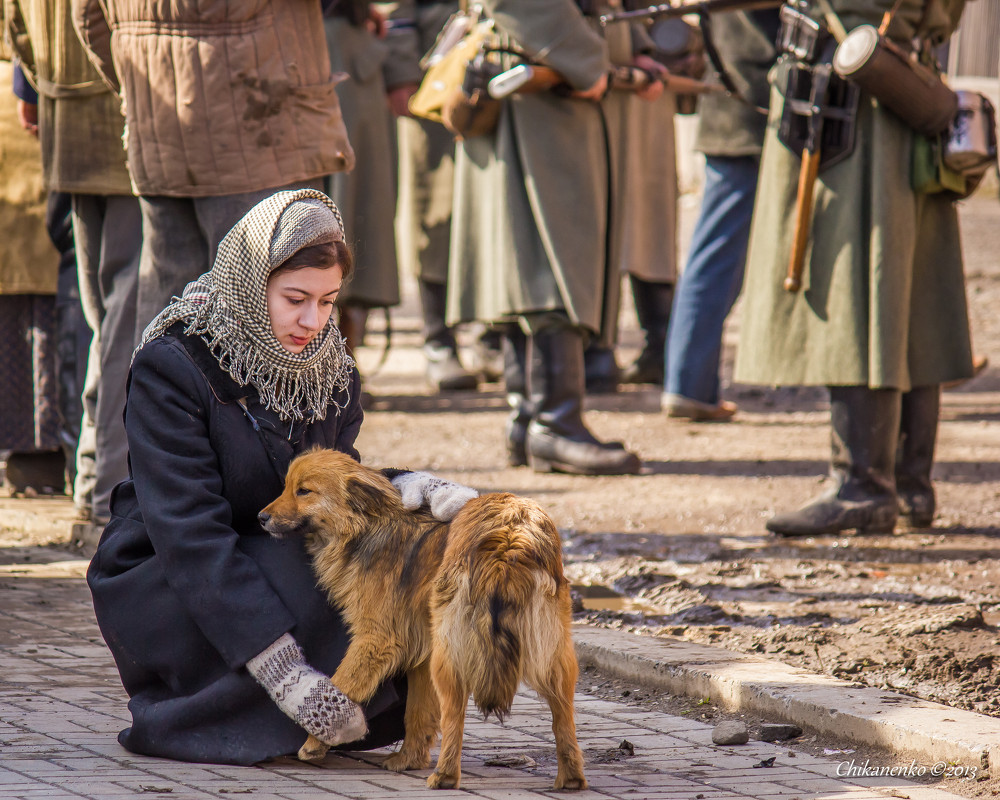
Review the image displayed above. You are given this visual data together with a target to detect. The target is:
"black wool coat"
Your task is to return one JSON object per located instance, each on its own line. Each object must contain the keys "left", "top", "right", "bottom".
{"left": 88, "top": 328, "right": 405, "bottom": 765}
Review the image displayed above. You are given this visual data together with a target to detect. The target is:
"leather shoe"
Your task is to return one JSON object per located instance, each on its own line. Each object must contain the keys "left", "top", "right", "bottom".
{"left": 662, "top": 393, "right": 737, "bottom": 422}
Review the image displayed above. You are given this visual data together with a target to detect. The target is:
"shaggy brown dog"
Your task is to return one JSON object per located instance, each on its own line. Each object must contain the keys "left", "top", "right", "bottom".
{"left": 258, "top": 449, "right": 587, "bottom": 790}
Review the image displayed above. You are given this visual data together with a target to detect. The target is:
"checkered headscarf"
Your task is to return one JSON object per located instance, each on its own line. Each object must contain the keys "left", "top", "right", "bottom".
{"left": 139, "top": 189, "right": 354, "bottom": 422}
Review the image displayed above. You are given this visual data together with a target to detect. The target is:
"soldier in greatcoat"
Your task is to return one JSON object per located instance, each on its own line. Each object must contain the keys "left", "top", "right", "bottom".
{"left": 377, "top": 0, "right": 482, "bottom": 391}
{"left": 448, "top": 0, "right": 671, "bottom": 475}
{"left": 322, "top": 0, "right": 402, "bottom": 353}
{"left": 598, "top": 16, "right": 679, "bottom": 390}
{"left": 734, "top": 0, "right": 975, "bottom": 535}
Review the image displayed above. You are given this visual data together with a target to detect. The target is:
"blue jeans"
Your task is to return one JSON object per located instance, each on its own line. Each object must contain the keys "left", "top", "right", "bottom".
{"left": 664, "top": 156, "right": 760, "bottom": 405}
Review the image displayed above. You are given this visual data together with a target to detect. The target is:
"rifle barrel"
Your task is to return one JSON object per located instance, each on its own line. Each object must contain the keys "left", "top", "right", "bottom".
{"left": 599, "top": 0, "right": 782, "bottom": 25}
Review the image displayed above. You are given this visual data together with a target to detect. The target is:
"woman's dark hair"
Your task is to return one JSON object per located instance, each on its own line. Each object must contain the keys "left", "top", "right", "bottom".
{"left": 272, "top": 240, "right": 354, "bottom": 281}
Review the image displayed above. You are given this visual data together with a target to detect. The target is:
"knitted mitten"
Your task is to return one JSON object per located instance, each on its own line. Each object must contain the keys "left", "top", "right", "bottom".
{"left": 246, "top": 633, "right": 368, "bottom": 746}
{"left": 390, "top": 471, "right": 478, "bottom": 521}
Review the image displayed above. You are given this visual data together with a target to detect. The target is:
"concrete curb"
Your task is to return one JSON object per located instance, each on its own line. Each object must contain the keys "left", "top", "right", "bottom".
{"left": 574, "top": 623, "right": 1000, "bottom": 774}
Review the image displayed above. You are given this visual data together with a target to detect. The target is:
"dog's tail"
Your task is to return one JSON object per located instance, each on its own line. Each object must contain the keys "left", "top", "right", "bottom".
{"left": 453, "top": 494, "right": 566, "bottom": 721}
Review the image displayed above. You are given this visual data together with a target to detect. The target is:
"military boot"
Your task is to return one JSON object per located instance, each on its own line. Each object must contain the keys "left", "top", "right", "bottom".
{"left": 896, "top": 385, "right": 940, "bottom": 529}
{"left": 767, "top": 386, "right": 900, "bottom": 536}
{"left": 622, "top": 276, "right": 673, "bottom": 385}
{"left": 418, "top": 280, "right": 478, "bottom": 392}
{"left": 502, "top": 326, "right": 533, "bottom": 467}
{"left": 584, "top": 342, "right": 620, "bottom": 394}
{"left": 526, "top": 321, "right": 640, "bottom": 475}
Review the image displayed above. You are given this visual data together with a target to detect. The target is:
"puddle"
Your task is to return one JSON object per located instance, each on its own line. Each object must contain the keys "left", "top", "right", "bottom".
{"left": 572, "top": 583, "right": 659, "bottom": 614}
{"left": 0, "top": 560, "right": 89, "bottom": 577}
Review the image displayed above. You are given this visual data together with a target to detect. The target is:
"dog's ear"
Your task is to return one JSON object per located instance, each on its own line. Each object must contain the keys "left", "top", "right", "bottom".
{"left": 346, "top": 477, "right": 391, "bottom": 518}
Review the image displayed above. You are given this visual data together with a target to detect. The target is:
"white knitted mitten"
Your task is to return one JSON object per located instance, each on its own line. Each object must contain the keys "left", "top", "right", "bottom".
{"left": 390, "top": 471, "right": 478, "bottom": 521}
{"left": 246, "top": 634, "right": 368, "bottom": 747}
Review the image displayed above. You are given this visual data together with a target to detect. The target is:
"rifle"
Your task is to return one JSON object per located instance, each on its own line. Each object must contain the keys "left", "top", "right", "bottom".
{"left": 598, "top": 0, "right": 782, "bottom": 111}
{"left": 599, "top": 0, "right": 782, "bottom": 26}
{"left": 487, "top": 63, "right": 725, "bottom": 100}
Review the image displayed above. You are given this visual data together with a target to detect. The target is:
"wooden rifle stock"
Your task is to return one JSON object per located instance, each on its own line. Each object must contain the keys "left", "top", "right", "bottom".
{"left": 784, "top": 148, "right": 821, "bottom": 292}
{"left": 599, "top": 0, "right": 782, "bottom": 25}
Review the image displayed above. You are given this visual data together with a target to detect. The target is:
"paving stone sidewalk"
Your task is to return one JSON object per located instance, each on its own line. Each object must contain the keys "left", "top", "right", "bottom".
{"left": 0, "top": 554, "right": 972, "bottom": 800}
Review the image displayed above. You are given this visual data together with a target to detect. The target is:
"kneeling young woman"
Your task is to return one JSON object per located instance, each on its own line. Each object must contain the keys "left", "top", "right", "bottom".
{"left": 88, "top": 189, "right": 475, "bottom": 765}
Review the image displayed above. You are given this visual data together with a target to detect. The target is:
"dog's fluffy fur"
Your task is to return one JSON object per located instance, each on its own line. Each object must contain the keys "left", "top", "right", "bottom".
{"left": 258, "top": 449, "right": 586, "bottom": 790}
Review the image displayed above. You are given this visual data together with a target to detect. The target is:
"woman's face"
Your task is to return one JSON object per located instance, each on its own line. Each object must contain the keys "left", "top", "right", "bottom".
{"left": 266, "top": 265, "right": 344, "bottom": 354}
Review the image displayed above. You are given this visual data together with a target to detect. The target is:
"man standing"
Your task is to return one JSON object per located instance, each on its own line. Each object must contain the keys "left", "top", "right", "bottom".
{"left": 447, "top": 0, "right": 644, "bottom": 475}
{"left": 73, "top": 0, "right": 355, "bottom": 336}
{"left": 735, "top": 0, "right": 974, "bottom": 535}
{"left": 380, "top": 0, "right": 482, "bottom": 392}
{"left": 662, "top": 9, "right": 779, "bottom": 420}
{"left": 6, "top": 0, "right": 141, "bottom": 527}
{"left": 322, "top": 0, "right": 402, "bottom": 359}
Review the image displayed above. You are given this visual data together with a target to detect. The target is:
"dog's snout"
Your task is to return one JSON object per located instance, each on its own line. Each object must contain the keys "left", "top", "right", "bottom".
{"left": 258, "top": 510, "right": 271, "bottom": 527}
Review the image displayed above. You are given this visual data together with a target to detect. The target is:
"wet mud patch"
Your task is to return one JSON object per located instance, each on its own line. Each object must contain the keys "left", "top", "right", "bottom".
{"left": 565, "top": 529, "right": 1000, "bottom": 717}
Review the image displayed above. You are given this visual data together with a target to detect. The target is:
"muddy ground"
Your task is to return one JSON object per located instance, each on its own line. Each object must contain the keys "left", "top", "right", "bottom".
{"left": 353, "top": 191, "right": 1000, "bottom": 727}
{"left": 2, "top": 190, "right": 999, "bottom": 795}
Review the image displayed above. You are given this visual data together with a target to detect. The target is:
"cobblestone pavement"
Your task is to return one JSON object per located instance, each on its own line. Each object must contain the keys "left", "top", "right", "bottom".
{"left": 0, "top": 553, "right": 972, "bottom": 800}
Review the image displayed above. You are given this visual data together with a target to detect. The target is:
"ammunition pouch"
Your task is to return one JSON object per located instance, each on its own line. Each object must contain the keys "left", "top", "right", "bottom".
{"left": 914, "top": 92, "right": 998, "bottom": 198}
{"left": 441, "top": 55, "right": 503, "bottom": 139}
{"left": 943, "top": 91, "right": 998, "bottom": 177}
{"left": 777, "top": 57, "right": 860, "bottom": 171}
{"left": 409, "top": 17, "right": 502, "bottom": 139}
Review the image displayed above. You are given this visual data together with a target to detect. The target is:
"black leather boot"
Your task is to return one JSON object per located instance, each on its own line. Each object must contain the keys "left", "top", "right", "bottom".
{"left": 584, "top": 342, "right": 620, "bottom": 394}
{"left": 473, "top": 324, "right": 505, "bottom": 383}
{"left": 896, "top": 385, "right": 940, "bottom": 529}
{"left": 526, "top": 322, "right": 641, "bottom": 475}
{"left": 418, "top": 280, "right": 478, "bottom": 392}
{"left": 622, "top": 276, "right": 673, "bottom": 385}
{"left": 502, "top": 326, "right": 532, "bottom": 467}
{"left": 767, "top": 386, "right": 900, "bottom": 536}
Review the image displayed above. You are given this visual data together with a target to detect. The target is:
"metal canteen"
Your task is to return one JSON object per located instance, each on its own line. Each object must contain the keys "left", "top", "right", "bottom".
{"left": 833, "top": 25, "right": 958, "bottom": 138}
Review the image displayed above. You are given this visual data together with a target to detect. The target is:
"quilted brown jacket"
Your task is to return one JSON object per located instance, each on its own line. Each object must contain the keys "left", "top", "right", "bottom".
{"left": 72, "top": 0, "right": 355, "bottom": 198}
{"left": 5, "top": 0, "right": 132, "bottom": 196}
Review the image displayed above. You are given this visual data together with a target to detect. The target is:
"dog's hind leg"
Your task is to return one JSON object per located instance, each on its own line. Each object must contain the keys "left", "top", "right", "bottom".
{"left": 384, "top": 660, "right": 438, "bottom": 772}
{"left": 534, "top": 638, "right": 587, "bottom": 790}
{"left": 427, "top": 647, "right": 467, "bottom": 789}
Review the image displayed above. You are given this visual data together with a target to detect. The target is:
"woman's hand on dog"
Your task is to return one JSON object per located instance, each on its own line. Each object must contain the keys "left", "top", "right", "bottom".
{"left": 246, "top": 633, "right": 368, "bottom": 747}
{"left": 390, "top": 471, "right": 479, "bottom": 522}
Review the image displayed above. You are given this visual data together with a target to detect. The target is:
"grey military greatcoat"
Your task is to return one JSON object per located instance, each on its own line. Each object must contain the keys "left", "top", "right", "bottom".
{"left": 734, "top": 0, "right": 974, "bottom": 391}
{"left": 446, "top": 0, "right": 616, "bottom": 337}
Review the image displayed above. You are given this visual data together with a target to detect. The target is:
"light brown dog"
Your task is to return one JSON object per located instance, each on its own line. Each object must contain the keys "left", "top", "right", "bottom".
{"left": 258, "top": 448, "right": 587, "bottom": 790}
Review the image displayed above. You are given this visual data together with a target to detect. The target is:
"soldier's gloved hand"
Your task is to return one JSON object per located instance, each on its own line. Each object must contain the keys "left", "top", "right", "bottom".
{"left": 246, "top": 633, "right": 368, "bottom": 747}
{"left": 390, "top": 471, "right": 478, "bottom": 521}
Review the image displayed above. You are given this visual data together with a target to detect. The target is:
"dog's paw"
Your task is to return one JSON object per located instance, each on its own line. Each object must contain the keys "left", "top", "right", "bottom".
{"left": 553, "top": 774, "right": 588, "bottom": 791}
{"left": 427, "top": 770, "right": 459, "bottom": 789}
{"left": 384, "top": 749, "right": 431, "bottom": 772}
{"left": 297, "top": 736, "right": 330, "bottom": 762}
